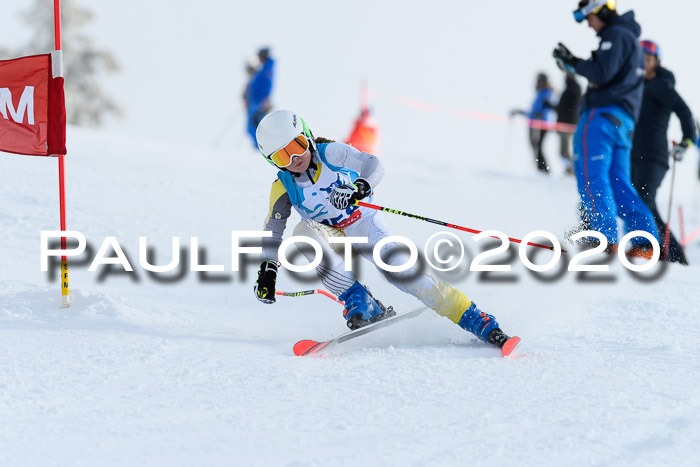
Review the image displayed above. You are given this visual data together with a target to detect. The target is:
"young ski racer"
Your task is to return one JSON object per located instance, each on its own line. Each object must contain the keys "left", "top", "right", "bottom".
{"left": 252, "top": 109, "right": 518, "bottom": 352}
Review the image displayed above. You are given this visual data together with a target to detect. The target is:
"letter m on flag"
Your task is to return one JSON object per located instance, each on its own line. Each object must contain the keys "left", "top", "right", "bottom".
{"left": 0, "top": 53, "right": 66, "bottom": 156}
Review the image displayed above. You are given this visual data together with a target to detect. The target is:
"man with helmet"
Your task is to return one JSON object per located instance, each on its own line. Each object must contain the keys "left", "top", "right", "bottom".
{"left": 630, "top": 39, "right": 697, "bottom": 265}
{"left": 553, "top": 0, "right": 660, "bottom": 256}
{"left": 252, "top": 109, "right": 517, "bottom": 351}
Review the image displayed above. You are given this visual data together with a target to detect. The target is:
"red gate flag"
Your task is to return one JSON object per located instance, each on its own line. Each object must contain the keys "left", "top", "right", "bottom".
{"left": 0, "top": 52, "right": 66, "bottom": 156}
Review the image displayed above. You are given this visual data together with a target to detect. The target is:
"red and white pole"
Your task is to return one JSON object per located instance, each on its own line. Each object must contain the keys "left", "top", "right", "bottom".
{"left": 54, "top": 0, "right": 70, "bottom": 308}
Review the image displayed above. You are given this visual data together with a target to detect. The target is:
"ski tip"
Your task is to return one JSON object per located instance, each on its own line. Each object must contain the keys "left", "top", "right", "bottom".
{"left": 501, "top": 336, "right": 521, "bottom": 357}
{"left": 293, "top": 339, "right": 329, "bottom": 357}
{"left": 293, "top": 340, "right": 319, "bottom": 356}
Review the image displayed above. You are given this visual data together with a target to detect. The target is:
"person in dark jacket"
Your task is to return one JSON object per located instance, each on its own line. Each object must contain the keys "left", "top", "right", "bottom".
{"left": 553, "top": 0, "right": 659, "bottom": 257}
{"left": 510, "top": 73, "right": 555, "bottom": 173}
{"left": 245, "top": 47, "right": 275, "bottom": 148}
{"left": 630, "top": 39, "right": 697, "bottom": 265}
{"left": 554, "top": 73, "right": 582, "bottom": 175}
{"left": 697, "top": 120, "right": 700, "bottom": 180}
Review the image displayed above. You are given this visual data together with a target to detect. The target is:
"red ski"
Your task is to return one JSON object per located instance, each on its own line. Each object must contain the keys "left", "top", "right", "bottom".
{"left": 293, "top": 307, "right": 521, "bottom": 357}
{"left": 500, "top": 336, "right": 521, "bottom": 357}
{"left": 293, "top": 307, "right": 427, "bottom": 356}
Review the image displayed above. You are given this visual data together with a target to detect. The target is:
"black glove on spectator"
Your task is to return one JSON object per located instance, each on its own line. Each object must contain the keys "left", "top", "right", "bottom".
{"left": 553, "top": 43, "right": 579, "bottom": 73}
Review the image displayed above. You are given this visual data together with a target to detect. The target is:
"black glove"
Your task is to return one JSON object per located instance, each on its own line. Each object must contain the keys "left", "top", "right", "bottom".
{"left": 553, "top": 43, "right": 579, "bottom": 73}
{"left": 329, "top": 178, "right": 371, "bottom": 210}
{"left": 254, "top": 260, "right": 278, "bottom": 304}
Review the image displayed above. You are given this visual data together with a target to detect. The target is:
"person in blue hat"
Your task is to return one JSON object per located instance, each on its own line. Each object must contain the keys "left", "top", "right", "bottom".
{"left": 630, "top": 39, "right": 697, "bottom": 265}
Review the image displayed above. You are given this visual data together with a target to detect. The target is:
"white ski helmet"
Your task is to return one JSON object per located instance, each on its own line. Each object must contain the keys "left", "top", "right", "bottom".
{"left": 256, "top": 110, "right": 314, "bottom": 167}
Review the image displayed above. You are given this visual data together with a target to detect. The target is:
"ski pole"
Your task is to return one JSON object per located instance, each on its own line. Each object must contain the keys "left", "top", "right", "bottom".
{"left": 663, "top": 155, "right": 678, "bottom": 261}
{"left": 354, "top": 200, "right": 564, "bottom": 252}
{"left": 678, "top": 205, "right": 685, "bottom": 245}
{"left": 276, "top": 289, "right": 344, "bottom": 305}
{"left": 503, "top": 117, "right": 514, "bottom": 171}
{"left": 681, "top": 224, "right": 700, "bottom": 248}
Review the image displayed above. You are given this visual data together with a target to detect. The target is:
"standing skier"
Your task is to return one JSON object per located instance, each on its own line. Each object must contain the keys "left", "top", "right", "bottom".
{"left": 553, "top": 72, "right": 582, "bottom": 176}
{"left": 510, "top": 72, "right": 555, "bottom": 173}
{"left": 252, "top": 109, "right": 517, "bottom": 351}
{"left": 553, "top": 0, "right": 659, "bottom": 255}
{"left": 244, "top": 47, "right": 275, "bottom": 148}
{"left": 630, "top": 39, "right": 696, "bottom": 265}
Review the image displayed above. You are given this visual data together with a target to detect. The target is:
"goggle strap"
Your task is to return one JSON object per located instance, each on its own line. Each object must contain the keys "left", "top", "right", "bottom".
{"left": 574, "top": 0, "right": 610, "bottom": 22}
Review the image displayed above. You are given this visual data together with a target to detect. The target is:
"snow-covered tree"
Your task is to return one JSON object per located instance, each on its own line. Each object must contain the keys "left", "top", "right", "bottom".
{"left": 1, "top": 0, "right": 122, "bottom": 126}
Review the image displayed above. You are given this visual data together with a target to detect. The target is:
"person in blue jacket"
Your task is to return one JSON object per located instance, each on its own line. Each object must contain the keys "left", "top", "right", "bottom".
{"left": 553, "top": 0, "right": 659, "bottom": 256}
{"left": 245, "top": 47, "right": 275, "bottom": 147}
{"left": 510, "top": 73, "right": 555, "bottom": 173}
{"left": 630, "top": 40, "right": 697, "bottom": 265}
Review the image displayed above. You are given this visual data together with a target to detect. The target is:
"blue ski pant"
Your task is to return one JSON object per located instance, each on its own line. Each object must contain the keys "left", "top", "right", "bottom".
{"left": 573, "top": 107, "right": 659, "bottom": 245}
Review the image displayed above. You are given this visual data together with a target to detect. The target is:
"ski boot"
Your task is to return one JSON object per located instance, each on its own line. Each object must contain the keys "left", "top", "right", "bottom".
{"left": 338, "top": 281, "right": 395, "bottom": 330}
{"left": 626, "top": 243, "right": 655, "bottom": 260}
{"left": 574, "top": 236, "right": 618, "bottom": 255}
{"left": 458, "top": 302, "right": 519, "bottom": 356}
{"left": 486, "top": 327, "right": 521, "bottom": 357}
{"left": 457, "top": 302, "right": 499, "bottom": 342}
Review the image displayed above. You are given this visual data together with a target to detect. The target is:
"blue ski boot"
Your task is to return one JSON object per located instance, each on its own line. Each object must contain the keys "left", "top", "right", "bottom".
{"left": 338, "top": 281, "right": 395, "bottom": 330}
{"left": 457, "top": 301, "right": 500, "bottom": 343}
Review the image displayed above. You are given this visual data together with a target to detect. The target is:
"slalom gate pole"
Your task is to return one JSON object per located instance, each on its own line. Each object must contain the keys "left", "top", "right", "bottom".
{"left": 354, "top": 200, "right": 564, "bottom": 252}
{"left": 663, "top": 156, "right": 678, "bottom": 261}
{"left": 681, "top": 225, "right": 700, "bottom": 248}
{"left": 276, "top": 289, "right": 344, "bottom": 306}
{"left": 54, "top": 0, "right": 70, "bottom": 308}
{"left": 210, "top": 111, "right": 242, "bottom": 149}
{"left": 361, "top": 78, "right": 368, "bottom": 111}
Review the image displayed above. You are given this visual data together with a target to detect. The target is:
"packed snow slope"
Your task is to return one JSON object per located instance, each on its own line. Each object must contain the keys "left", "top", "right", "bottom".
{"left": 1, "top": 120, "right": 700, "bottom": 467}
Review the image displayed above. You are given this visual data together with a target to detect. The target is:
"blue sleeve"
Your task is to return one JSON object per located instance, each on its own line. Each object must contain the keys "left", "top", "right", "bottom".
{"left": 528, "top": 89, "right": 553, "bottom": 119}
{"left": 249, "top": 59, "right": 275, "bottom": 102}
{"left": 574, "top": 30, "right": 633, "bottom": 86}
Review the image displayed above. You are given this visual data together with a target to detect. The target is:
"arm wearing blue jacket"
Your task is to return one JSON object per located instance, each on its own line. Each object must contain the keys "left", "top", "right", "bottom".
{"left": 575, "top": 29, "right": 635, "bottom": 86}
{"left": 528, "top": 88, "right": 554, "bottom": 120}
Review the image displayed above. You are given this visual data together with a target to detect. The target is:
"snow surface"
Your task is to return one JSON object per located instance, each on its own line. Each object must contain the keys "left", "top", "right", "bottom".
{"left": 2, "top": 121, "right": 699, "bottom": 466}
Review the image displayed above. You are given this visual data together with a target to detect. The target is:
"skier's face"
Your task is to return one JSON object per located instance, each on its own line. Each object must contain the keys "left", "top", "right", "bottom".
{"left": 286, "top": 149, "right": 311, "bottom": 173}
{"left": 643, "top": 53, "right": 658, "bottom": 78}
{"left": 585, "top": 14, "right": 604, "bottom": 32}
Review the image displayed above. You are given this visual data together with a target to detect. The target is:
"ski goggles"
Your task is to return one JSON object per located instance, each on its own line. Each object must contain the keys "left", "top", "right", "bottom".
{"left": 573, "top": 0, "right": 615, "bottom": 23}
{"left": 267, "top": 134, "right": 309, "bottom": 167}
{"left": 640, "top": 40, "right": 661, "bottom": 58}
